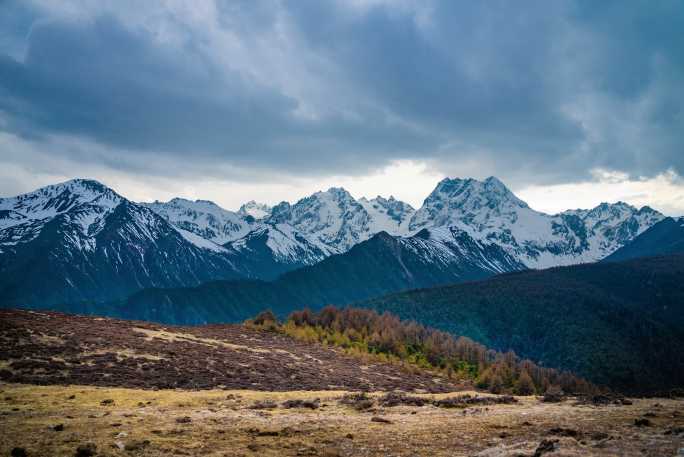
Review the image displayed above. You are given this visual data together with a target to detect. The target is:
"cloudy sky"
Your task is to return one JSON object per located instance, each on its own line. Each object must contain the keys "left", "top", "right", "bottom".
{"left": 1, "top": 0, "right": 683, "bottom": 214}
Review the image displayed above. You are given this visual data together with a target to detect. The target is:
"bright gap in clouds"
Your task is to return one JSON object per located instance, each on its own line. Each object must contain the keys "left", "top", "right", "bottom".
{"left": 1, "top": 135, "right": 682, "bottom": 216}
{"left": 130, "top": 161, "right": 446, "bottom": 211}
{"left": 517, "top": 169, "right": 684, "bottom": 216}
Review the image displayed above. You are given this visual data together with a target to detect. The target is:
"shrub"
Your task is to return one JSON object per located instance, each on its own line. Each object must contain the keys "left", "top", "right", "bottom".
{"left": 542, "top": 385, "right": 565, "bottom": 403}
{"left": 248, "top": 309, "right": 279, "bottom": 331}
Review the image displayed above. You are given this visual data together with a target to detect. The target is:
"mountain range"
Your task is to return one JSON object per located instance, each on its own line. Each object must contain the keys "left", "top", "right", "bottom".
{"left": 147, "top": 176, "right": 665, "bottom": 271}
{"left": 0, "top": 176, "right": 670, "bottom": 309}
{"left": 2, "top": 176, "right": 683, "bottom": 396}
{"left": 0, "top": 180, "right": 246, "bottom": 306}
{"left": 92, "top": 215, "right": 684, "bottom": 328}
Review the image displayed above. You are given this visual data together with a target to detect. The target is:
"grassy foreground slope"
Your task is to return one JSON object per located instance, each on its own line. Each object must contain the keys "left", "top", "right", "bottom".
{"left": 0, "top": 307, "right": 593, "bottom": 396}
{"left": 2, "top": 309, "right": 683, "bottom": 456}
{"left": 0, "top": 309, "right": 459, "bottom": 392}
{"left": 362, "top": 255, "right": 684, "bottom": 395}
{"left": 2, "top": 384, "right": 683, "bottom": 457}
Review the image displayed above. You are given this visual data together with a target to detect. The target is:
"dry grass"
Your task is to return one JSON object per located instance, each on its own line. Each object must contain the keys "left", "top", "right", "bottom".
{"left": 1, "top": 383, "right": 682, "bottom": 456}
{"left": 131, "top": 327, "right": 272, "bottom": 354}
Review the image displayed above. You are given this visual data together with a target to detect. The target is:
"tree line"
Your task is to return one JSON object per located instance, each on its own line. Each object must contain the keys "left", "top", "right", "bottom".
{"left": 250, "top": 306, "right": 597, "bottom": 396}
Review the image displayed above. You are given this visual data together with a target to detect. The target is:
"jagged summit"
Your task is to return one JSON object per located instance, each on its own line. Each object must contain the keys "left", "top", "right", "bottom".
{"left": 2, "top": 178, "right": 117, "bottom": 201}
{"left": 238, "top": 200, "right": 272, "bottom": 219}
{"left": 1, "top": 176, "right": 668, "bottom": 309}
{"left": 358, "top": 195, "right": 415, "bottom": 234}
{"left": 158, "top": 197, "right": 230, "bottom": 214}
{"left": 167, "top": 197, "right": 221, "bottom": 206}
{"left": 409, "top": 176, "right": 529, "bottom": 232}
{"left": 261, "top": 185, "right": 416, "bottom": 254}
{"left": 431, "top": 176, "right": 527, "bottom": 207}
{"left": 323, "top": 186, "right": 353, "bottom": 196}
{"left": 0, "top": 178, "right": 246, "bottom": 307}
{"left": 0, "top": 178, "right": 121, "bottom": 231}
{"left": 407, "top": 176, "right": 664, "bottom": 268}
{"left": 360, "top": 195, "right": 402, "bottom": 203}
{"left": 143, "top": 197, "right": 254, "bottom": 245}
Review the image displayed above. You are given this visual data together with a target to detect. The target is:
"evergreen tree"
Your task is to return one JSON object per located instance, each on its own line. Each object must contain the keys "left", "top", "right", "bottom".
{"left": 515, "top": 370, "right": 535, "bottom": 395}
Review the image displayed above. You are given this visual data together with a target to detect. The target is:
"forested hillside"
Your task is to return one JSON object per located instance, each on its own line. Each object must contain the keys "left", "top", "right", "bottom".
{"left": 362, "top": 255, "right": 684, "bottom": 394}
{"left": 254, "top": 306, "right": 594, "bottom": 396}
{"left": 88, "top": 231, "right": 516, "bottom": 324}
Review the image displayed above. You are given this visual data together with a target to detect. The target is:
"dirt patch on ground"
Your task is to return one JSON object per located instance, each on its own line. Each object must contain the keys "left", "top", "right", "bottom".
{"left": 0, "top": 384, "right": 682, "bottom": 456}
{"left": 0, "top": 309, "right": 464, "bottom": 392}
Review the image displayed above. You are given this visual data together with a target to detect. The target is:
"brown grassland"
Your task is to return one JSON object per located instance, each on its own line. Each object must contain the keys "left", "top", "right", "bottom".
{"left": 0, "top": 309, "right": 683, "bottom": 456}
{"left": 0, "top": 384, "right": 683, "bottom": 456}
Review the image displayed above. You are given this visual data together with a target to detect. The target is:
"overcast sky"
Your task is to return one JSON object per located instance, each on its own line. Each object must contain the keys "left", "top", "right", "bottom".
{"left": 1, "top": 0, "right": 683, "bottom": 214}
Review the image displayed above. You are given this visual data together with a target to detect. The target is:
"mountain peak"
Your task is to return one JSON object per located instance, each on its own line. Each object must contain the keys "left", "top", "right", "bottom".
{"left": 0, "top": 178, "right": 123, "bottom": 234}
{"left": 434, "top": 176, "right": 471, "bottom": 190}
{"left": 426, "top": 176, "right": 528, "bottom": 210}
{"left": 68, "top": 177, "right": 107, "bottom": 188}
{"left": 142, "top": 197, "right": 255, "bottom": 245}
{"left": 168, "top": 197, "right": 192, "bottom": 205}
{"left": 238, "top": 200, "right": 271, "bottom": 219}
{"left": 408, "top": 176, "right": 533, "bottom": 234}
{"left": 3, "top": 178, "right": 122, "bottom": 208}
{"left": 483, "top": 175, "right": 509, "bottom": 192}
{"left": 164, "top": 197, "right": 225, "bottom": 212}
{"left": 587, "top": 201, "right": 638, "bottom": 217}
{"left": 45, "top": 178, "right": 115, "bottom": 195}
{"left": 319, "top": 187, "right": 354, "bottom": 201}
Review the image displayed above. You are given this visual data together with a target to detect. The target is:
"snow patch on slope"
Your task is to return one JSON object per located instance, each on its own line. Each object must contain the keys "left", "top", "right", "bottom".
{"left": 175, "top": 227, "right": 230, "bottom": 253}
{"left": 143, "top": 198, "right": 254, "bottom": 244}
{"left": 358, "top": 196, "right": 414, "bottom": 235}
{"left": 238, "top": 200, "right": 272, "bottom": 220}
{"left": 408, "top": 177, "right": 664, "bottom": 268}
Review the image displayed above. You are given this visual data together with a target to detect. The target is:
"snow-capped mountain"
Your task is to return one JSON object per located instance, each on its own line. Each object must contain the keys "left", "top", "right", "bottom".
{"left": 267, "top": 188, "right": 372, "bottom": 254}
{"left": 143, "top": 198, "right": 255, "bottom": 245}
{"left": 238, "top": 200, "right": 272, "bottom": 220}
{"left": 266, "top": 187, "right": 414, "bottom": 255}
{"left": 144, "top": 196, "right": 330, "bottom": 277}
{"left": 227, "top": 223, "right": 328, "bottom": 279}
{"left": 141, "top": 188, "right": 417, "bottom": 275}
{"left": 407, "top": 177, "right": 664, "bottom": 268}
{"left": 1, "top": 176, "right": 667, "bottom": 311}
{"left": 0, "top": 179, "right": 244, "bottom": 307}
{"left": 358, "top": 195, "right": 414, "bottom": 235}
{"left": 560, "top": 202, "right": 664, "bottom": 257}
{"left": 0, "top": 179, "right": 121, "bottom": 236}
{"left": 137, "top": 177, "right": 665, "bottom": 274}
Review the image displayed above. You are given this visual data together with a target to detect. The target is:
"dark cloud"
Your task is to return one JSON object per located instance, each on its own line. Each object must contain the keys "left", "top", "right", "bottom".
{"left": 0, "top": 9, "right": 436, "bottom": 175}
{"left": 0, "top": 0, "right": 682, "bottom": 185}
